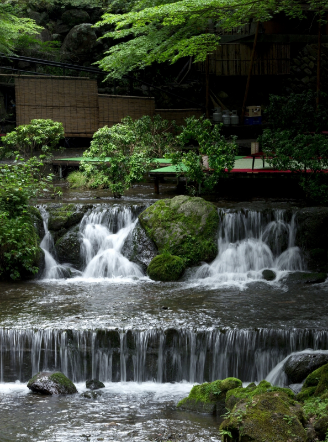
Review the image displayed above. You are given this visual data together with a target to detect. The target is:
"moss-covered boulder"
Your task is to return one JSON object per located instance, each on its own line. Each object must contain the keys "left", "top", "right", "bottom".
{"left": 27, "top": 371, "right": 77, "bottom": 395}
{"left": 297, "top": 363, "right": 328, "bottom": 400}
{"left": 47, "top": 203, "right": 91, "bottom": 241}
{"left": 284, "top": 353, "right": 328, "bottom": 384}
{"left": 285, "top": 271, "right": 327, "bottom": 284}
{"left": 220, "top": 390, "right": 306, "bottom": 442}
{"left": 177, "top": 377, "right": 242, "bottom": 417}
{"left": 147, "top": 254, "right": 186, "bottom": 281}
{"left": 139, "top": 196, "right": 219, "bottom": 265}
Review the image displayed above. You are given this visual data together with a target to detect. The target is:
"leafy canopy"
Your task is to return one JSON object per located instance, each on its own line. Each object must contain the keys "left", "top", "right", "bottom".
{"left": 96, "top": 0, "right": 327, "bottom": 78}
{"left": 0, "top": 1, "right": 42, "bottom": 54}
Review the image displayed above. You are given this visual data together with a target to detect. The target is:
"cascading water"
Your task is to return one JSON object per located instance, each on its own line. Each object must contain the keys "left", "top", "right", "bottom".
{"left": 39, "top": 207, "right": 74, "bottom": 279}
{"left": 79, "top": 206, "right": 143, "bottom": 279}
{"left": 1, "top": 328, "right": 328, "bottom": 385}
{"left": 194, "top": 209, "right": 304, "bottom": 285}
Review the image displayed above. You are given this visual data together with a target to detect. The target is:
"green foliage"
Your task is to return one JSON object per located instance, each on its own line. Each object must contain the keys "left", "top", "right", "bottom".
{"left": 169, "top": 116, "right": 237, "bottom": 195}
{"left": 67, "top": 171, "right": 88, "bottom": 188}
{"left": 0, "top": 2, "right": 42, "bottom": 54}
{"left": 0, "top": 156, "right": 57, "bottom": 280}
{"left": 1, "top": 119, "right": 65, "bottom": 160}
{"left": 265, "top": 91, "right": 328, "bottom": 135}
{"left": 261, "top": 129, "right": 328, "bottom": 204}
{"left": 79, "top": 115, "right": 178, "bottom": 197}
{"left": 96, "top": 0, "right": 325, "bottom": 78}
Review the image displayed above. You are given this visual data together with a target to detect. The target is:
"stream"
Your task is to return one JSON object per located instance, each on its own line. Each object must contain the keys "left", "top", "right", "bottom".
{"left": 1, "top": 190, "right": 328, "bottom": 441}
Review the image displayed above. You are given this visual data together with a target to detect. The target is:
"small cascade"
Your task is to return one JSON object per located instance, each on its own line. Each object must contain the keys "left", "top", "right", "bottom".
{"left": 195, "top": 209, "right": 303, "bottom": 284}
{"left": 1, "top": 328, "right": 328, "bottom": 385}
{"left": 80, "top": 206, "right": 143, "bottom": 279}
{"left": 39, "top": 207, "right": 73, "bottom": 279}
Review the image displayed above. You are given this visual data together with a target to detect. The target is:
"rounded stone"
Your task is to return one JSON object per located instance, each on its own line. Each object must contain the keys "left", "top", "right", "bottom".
{"left": 284, "top": 354, "right": 328, "bottom": 383}
{"left": 262, "top": 269, "right": 276, "bottom": 281}
{"left": 147, "top": 254, "right": 186, "bottom": 282}
{"left": 27, "top": 371, "right": 77, "bottom": 395}
{"left": 61, "top": 9, "right": 90, "bottom": 27}
{"left": 86, "top": 379, "right": 105, "bottom": 390}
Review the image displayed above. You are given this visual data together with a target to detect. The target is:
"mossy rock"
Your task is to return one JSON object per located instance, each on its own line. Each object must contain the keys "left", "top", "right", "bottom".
{"left": 47, "top": 203, "right": 91, "bottom": 232}
{"left": 225, "top": 380, "right": 295, "bottom": 411}
{"left": 284, "top": 353, "right": 328, "bottom": 384}
{"left": 86, "top": 379, "right": 105, "bottom": 390}
{"left": 147, "top": 254, "right": 186, "bottom": 281}
{"left": 286, "top": 271, "right": 327, "bottom": 284}
{"left": 27, "top": 371, "right": 77, "bottom": 395}
{"left": 220, "top": 391, "right": 306, "bottom": 442}
{"left": 177, "top": 378, "right": 241, "bottom": 416}
{"left": 302, "top": 363, "right": 328, "bottom": 397}
{"left": 55, "top": 225, "right": 82, "bottom": 269}
{"left": 139, "top": 196, "right": 219, "bottom": 265}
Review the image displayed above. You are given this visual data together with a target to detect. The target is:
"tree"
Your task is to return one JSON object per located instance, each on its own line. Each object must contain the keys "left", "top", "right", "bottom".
{"left": 0, "top": 2, "right": 42, "bottom": 54}
{"left": 96, "top": 0, "right": 327, "bottom": 78}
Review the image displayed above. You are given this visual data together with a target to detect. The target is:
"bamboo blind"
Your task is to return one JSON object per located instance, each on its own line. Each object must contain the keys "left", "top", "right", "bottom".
{"left": 155, "top": 109, "right": 203, "bottom": 126}
{"left": 15, "top": 76, "right": 99, "bottom": 137}
{"left": 199, "top": 44, "right": 290, "bottom": 76}
{"left": 98, "top": 94, "right": 155, "bottom": 127}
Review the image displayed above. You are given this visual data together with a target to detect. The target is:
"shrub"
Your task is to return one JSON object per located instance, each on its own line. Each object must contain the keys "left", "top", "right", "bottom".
{"left": 1, "top": 119, "right": 64, "bottom": 160}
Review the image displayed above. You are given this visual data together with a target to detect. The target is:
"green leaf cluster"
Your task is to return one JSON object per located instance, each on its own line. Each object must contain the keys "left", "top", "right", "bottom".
{"left": 1, "top": 119, "right": 65, "bottom": 161}
{"left": 169, "top": 116, "right": 237, "bottom": 194}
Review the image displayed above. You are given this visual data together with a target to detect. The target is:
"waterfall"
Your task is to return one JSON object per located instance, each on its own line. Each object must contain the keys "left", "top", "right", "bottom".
{"left": 38, "top": 205, "right": 143, "bottom": 280}
{"left": 1, "top": 328, "right": 328, "bottom": 385}
{"left": 80, "top": 206, "right": 143, "bottom": 279}
{"left": 194, "top": 209, "right": 303, "bottom": 284}
{"left": 39, "top": 207, "right": 74, "bottom": 279}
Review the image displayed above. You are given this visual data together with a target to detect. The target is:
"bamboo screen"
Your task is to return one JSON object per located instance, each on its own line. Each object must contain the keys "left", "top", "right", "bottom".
{"left": 199, "top": 44, "right": 290, "bottom": 76}
{"left": 155, "top": 109, "right": 203, "bottom": 126}
{"left": 15, "top": 76, "right": 99, "bottom": 137}
{"left": 98, "top": 94, "right": 155, "bottom": 127}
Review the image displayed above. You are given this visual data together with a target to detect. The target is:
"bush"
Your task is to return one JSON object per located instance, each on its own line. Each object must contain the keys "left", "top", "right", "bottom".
{"left": 1, "top": 119, "right": 64, "bottom": 160}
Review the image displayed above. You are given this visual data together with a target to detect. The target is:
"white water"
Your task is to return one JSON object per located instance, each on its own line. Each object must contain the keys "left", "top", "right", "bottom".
{"left": 194, "top": 209, "right": 304, "bottom": 286}
{"left": 39, "top": 207, "right": 75, "bottom": 279}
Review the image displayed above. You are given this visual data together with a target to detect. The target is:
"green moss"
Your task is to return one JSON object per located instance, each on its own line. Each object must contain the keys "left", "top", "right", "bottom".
{"left": 147, "top": 253, "right": 186, "bottom": 281}
{"left": 49, "top": 372, "right": 77, "bottom": 394}
{"left": 221, "top": 391, "right": 307, "bottom": 442}
{"left": 177, "top": 378, "right": 241, "bottom": 409}
{"left": 139, "top": 196, "right": 219, "bottom": 265}
{"left": 27, "top": 372, "right": 40, "bottom": 387}
{"left": 297, "top": 386, "right": 316, "bottom": 401}
{"left": 297, "top": 363, "right": 328, "bottom": 399}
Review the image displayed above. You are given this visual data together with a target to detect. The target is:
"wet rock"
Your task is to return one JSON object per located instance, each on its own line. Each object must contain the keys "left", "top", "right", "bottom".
{"left": 121, "top": 221, "right": 158, "bottom": 271}
{"left": 55, "top": 225, "right": 82, "bottom": 269}
{"left": 81, "top": 390, "right": 103, "bottom": 399}
{"left": 147, "top": 254, "right": 186, "bottom": 282}
{"left": 262, "top": 269, "right": 276, "bottom": 281}
{"left": 178, "top": 377, "right": 241, "bottom": 418}
{"left": 139, "top": 196, "right": 219, "bottom": 265}
{"left": 285, "top": 272, "right": 327, "bottom": 284}
{"left": 27, "top": 371, "right": 77, "bottom": 395}
{"left": 61, "top": 23, "right": 98, "bottom": 61}
{"left": 86, "top": 379, "right": 105, "bottom": 390}
{"left": 314, "top": 415, "right": 328, "bottom": 440}
{"left": 284, "top": 353, "right": 328, "bottom": 383}
{"left": 47, "top": 203, "right": 91, "bottom": 233}
{"left": 61, "top": 9, "right": 90, "bottom": 27}
{"left": 29, "top": 206, "right": 45, "bottom": 239}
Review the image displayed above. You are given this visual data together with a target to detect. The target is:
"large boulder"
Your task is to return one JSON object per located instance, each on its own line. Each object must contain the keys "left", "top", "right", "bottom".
{"left": 61, "top": 23, "right": 98, "bottom": 61}
{"left": 285, "top": 272, "right": 327, "bottom": 284}
{"left": 61, "top": 9, "right": 90, "bottom": 27}
{"left": 221, "top": 381, "right": 306, "bottom": 442}
{"left": 121, "top": 221, "right": 158, "bottom": 271}
{"left": 178, "top": 377, "right": 242, "bottom": 419}
{"left": 27, "top": 371, "right": 77, "bottom": 395}
{"left": 147, "top": 254, "right": 186, "bottom": 282}
{"left": 297, "top": 363, "right": 328, "bottom": 400}
{"left": 284, "top": 353, "right": 328, "bottom": 384}
{"left": 139, "top": 196, "right": 219, "bottom": 265}
{"left": 55, "top": 225, "right": 82, "bottom": 269}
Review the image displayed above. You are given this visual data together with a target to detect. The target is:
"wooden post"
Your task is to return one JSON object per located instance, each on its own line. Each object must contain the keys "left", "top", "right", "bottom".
{"left": 205, "top": 55, "right": 210, "bottom": 118}
{"left": 241, "top": 21, "right": 260, "bottom": 122}
{"left": 317, "top": 16, "right": 322, "bottom": 111}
